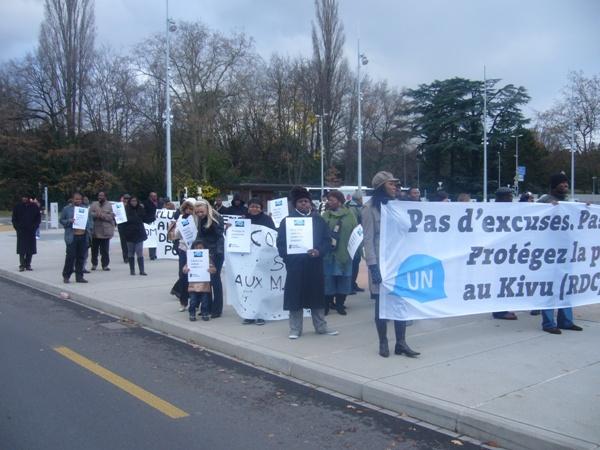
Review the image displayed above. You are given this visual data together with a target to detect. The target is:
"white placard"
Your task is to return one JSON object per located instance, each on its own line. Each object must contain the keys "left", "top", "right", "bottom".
{"left": 347, "top": 224, "right": 364, "bottom": 259}
{"left": 177, "top": 216, "right": 197, "bottom": 248}
{"left": 155, "top": 209, "right": 178, "bottom": 259}
{"left": 187, "top": 249, "right": 210, "bottom": 282}
{"left": 225, "top": 218, "right": 251, "bottom": 253}
{"left": 222, "top": 214, "right": 242, "bottom": 227}
{"left": 143, "top": 222, "right": 158, "bottom": 248}
{"left": 379, "top": 201, "right": 600, "bottom": 321}
{"left": 268, "top": 198, "right": 289, "bottom": 228}
{"left": 285, "top": 217, "right": 313, "bottom": 254}
{"left": 73, "top": 206, "right": 89, "bottom": 230}
{"left": 50, "top": 202, "right": 59, "bottom": 228}
{"left": 112, "top": 202, "right": 128, "bottom": 224}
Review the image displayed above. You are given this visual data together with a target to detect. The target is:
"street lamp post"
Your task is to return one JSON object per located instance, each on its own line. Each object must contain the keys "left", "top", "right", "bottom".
{"left": 164, "top": 0, "right": 176, "bottom": 201}
{"left": 592, "top": 176, "right": 597, "bottom": 199}
{"left": 315, "top": 113, "right": 328, "bottom": 201}
{"left": 571, "top": 125, "right": 576, "bottom": 200}
{"left": 357, "top": 39, "right": 368, "bottom": 196}
{"left": 483, "top": 66, "right": 488, "bottom": 202}
{"left": 497, "top": 150, "right": 501, "bottom": 188}
{"left": 511, "top": 134, "right": 523, "bottom": 196}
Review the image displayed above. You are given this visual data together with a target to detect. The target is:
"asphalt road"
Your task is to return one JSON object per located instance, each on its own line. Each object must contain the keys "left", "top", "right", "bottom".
{"left": 0, "top": 279, "right": 482, "bottom": 450}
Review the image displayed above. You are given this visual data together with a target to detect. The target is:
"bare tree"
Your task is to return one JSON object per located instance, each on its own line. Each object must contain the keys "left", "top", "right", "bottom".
{"left": 38, "top": 0, "right": 96, "bottom": 140}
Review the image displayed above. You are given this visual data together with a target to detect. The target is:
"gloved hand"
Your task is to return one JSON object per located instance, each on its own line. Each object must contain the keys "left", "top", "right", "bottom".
{"left": 368, "top": 264, "right": 382, "bottom": 284}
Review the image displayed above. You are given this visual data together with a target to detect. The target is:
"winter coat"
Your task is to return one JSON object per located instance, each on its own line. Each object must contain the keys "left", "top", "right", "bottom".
{"left": 245, "top": 211, "right": 276, "bottom": 230}
{"left": 223, "top": 195, "right": 248, "bottom": 216}
{"left": 60, "top": 204, "right": 93, "bottom": 245}
{"left": 361, "top": 198, "right": 382, "bottom": 295}
{"left": 123, "top": 204, "right": 147, "bottom": 243}
{"left": 90, "top": 200, "right": 115, "bottom": 239}
{"left": 322, "top": 205, "right": 357, "bottom": 268}
{"left": 12, "top": 201, "right": 41, "bottom": 255}
{"left": 143, "top": 198, "right": 163, "bottom": 224}
{"left": 196, "top": 215, "right": 225, "bottom": 255}
{"left": 276, "top": 209, "right": 331, "bottom": 311}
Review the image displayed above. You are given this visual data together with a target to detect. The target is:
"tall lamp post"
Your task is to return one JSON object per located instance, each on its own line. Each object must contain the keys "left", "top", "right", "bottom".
{"left": 482, "top": 66, "right": 488, "bottom": 202}
{"left": 592, "top": 176, "right": 597, "bottom": 200}
{"left": 357, "top": 39, "right": 368, "bottom": 196}
{"left": 497, "top": 150, "right": 501, "bottom": 188}
{"left": 511, "top": 134, "right": 523, "bottom": 196}
{"left": 164, "top": 1, "right": 176, "bottom": 201}
{"left": 315, "top": 113, "right": 328, "bottom": 200}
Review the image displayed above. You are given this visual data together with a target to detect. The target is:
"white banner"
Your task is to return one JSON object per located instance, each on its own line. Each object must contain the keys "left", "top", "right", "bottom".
{"left": 225, "top": 225, "right": 291, "bottom": 320}
{"left": 347, "top": 224, "right": 363, "bottom": 259}
{"left": 112, "top": 202, "right": 128, "bottom": 225}
{"left": 379, "top": 201, "right": 600, "bottom": 320}
{"left": 268, "top": 197, "right": 289, "bottom": 228}
{"left": 50, "top": 202, "right": 59, "bottom": 228}
{"left": 73, "top": 206, "right": 89, "bottom": 230}
{"left": 154, "top": 209, "right": 178, "bottom": 259}
{"left": 143, "top": 222, "right": 158, "bottom": 248}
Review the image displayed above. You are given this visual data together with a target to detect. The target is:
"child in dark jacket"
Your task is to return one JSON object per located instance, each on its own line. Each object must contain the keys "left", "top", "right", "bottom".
{"left": 183, "top": 240, "right": 216, "bottom": 321}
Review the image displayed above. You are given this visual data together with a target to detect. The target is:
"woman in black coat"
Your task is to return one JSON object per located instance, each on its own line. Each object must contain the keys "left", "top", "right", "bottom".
{"left": 276, "top": 186, "right": 338, "bottom": 339}
{"left": 12, "top": 195, "right": 41, "bottom": 271}
{"left": 245, "top": 197, "right": 276, "bottom": 230}
{"left": 123, "top": 196, "right": 147, "bottom": 276}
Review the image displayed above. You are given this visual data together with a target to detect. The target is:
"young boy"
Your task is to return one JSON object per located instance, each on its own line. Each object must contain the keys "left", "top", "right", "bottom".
{"left": 183, "top": 240, "right": 216, "bottom": 321}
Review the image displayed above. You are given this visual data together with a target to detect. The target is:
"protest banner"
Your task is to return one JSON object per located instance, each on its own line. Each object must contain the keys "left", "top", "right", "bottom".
{"left": 267, "top": 197, "right": 289, "bottom": 228}
{"left": 379, "top": 201, "right": 600, "bottom": 320}
{"left": 225, "top": 225, "right": 309, "bottom": 320}
{"left": 143, "top": 222, "right": 158, "bottom": 248}
{"left": 154, "top": 209, "right": 178, "bottom": 259}
{"left": 225, "top": 218, "right": 251, "bottom": 253}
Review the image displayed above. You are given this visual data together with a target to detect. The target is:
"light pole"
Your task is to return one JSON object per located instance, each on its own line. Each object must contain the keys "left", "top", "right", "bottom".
{"left": 497, "top": 150, "right": 501, "bottom": 188}
{"left": 571, "top": 125, "right": 576, "bottom": 200}
{"left": 315, "top": 113, "right": 328, "bottom": 200}
{"left": 482, "top": 66, "right": 488, "bottom": 202}
{"left": 592, "top": 176, "right": 597, "bottom": 199}
{"left": 357, "top": 39, "right": 368, "bottom": 196}
{"left": 164, "top": 0, "right": 176, "bottom": 201}
{"left": 511, "top": 134, "right": 522, "bottom": 196}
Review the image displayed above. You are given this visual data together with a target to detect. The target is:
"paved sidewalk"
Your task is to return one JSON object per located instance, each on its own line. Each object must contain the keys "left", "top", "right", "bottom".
{"left": 1, "top": 230, "right": 599, "bottom": 450}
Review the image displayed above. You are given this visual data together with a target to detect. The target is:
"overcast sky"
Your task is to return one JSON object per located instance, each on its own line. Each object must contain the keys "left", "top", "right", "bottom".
{"left": 2, "top": 0, "right": 599, "bottom": 117}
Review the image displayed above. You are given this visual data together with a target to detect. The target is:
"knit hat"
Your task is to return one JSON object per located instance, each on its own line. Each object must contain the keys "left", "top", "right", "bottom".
{"left": 289, "top": 186, "right": 311, "bottom": 204}
{"left": 372, "top": 171, "right": 399, "bottom": 189}
{"left": 550, "top": 172, "right": 569, "bottom": 189}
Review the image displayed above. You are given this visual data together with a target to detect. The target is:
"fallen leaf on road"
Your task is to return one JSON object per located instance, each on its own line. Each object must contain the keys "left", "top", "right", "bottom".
{"left": 451, "top": 439, "right": 463, "bottom": 446}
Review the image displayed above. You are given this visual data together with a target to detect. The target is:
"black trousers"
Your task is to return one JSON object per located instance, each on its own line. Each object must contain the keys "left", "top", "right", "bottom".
{"left": 118, "top": 229, "right": 128, "bottom": 262}
{"left": 19, "top": 253, "right": 33, "bottom": 268}
{"left": 91, "top": 237, "right": 110, "bottom": 268}
{"left": 210, "top": 253, "right": 225, "bottom": 315}
{"left": 177, "top": 249, "right": 189, "bottom": 307}
{"left": 63, "top": 235, "right": 88, "bottom": 280}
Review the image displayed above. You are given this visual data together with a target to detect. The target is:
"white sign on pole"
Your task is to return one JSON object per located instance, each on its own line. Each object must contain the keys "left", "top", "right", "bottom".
{"left": 379, "top": 202, "right": 600, "bottom": 321}
{"left": 268, "top": 197, "right": 289, "bottom": 228}
{"left": 50, "top": 202, "right": 59, "bottom": 228}
{"left": 225, "top": 218, "right": 252, "bottom": 253}
{"left": 112, "top": 202, "right": 128, "bottom": 224}
{"left": 73, "top": 207, "right": 89, "bottom": 230}
{"left": 347, "top": 224, "right": 364, "bottom": 259}
{"left": 285, "top": 217, "right": 313, "bottom": 254}
{"left": 187, "top": 249, "right": 210, "bottom": 282}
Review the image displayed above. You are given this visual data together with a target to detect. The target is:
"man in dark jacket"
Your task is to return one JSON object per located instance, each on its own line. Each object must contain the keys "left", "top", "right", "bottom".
{"left": 60, "top": 192, "right": 93, "bottom": 283}
{"left": 276, "top": 186, "right": 338, "bottom": 339}
{"left": 143, "top": 192, "right": 163, "bottom": 260}
{"left": 12, "top": 194, "right": 41, "bottom": 271}
{"left": 224, "top": 193, "right": 248, "bottom": 216}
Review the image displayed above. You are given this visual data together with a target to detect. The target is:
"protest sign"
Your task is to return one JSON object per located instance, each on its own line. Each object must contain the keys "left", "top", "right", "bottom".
{"left": 176, "top": 216, "right": 197, "bottom": 249}
{"left": 285, "top": 217, "right": 313, "bottom": 254}
{"left": 225, "top": 218, "right": 251, "bottom": 253}
{"left": 222, "top": 214, "right": 242, "bottom": 228}
{"left": 268, "top": 197, "right": 289, "bottom": 228}
{"left": 347, "top": 224, "right": 363, "bottom": 259}
{"left": 225, "top": 225, "right": 310, "bottom": 320}
{"left": 73, "top": 206, "right": 89, "bottom": 230}
{"left": 112, "top": 202, "right": 127, "bottom": 224}
{"left": 154, "top": 209, "right": 178, "bottom": 259}
{"left": 187, "top": 249, "right": 210, "bottom": 282}
{"left": 379, "top": 201, "right": 600, "bottom": 321}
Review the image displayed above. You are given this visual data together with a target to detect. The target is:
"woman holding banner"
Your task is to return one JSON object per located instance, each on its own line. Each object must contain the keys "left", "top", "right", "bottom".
{"left": 362, "top": 171, "right": 420, "bottom": 358}
{"left": 322, "top": 190, "right": 357, "bottom": 315}
{"left": 194, "top": 199, "right": 225, "bottom": 318}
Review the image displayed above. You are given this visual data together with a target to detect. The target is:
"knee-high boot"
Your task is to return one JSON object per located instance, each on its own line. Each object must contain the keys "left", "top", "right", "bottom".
{"left": 128, "top": 257, "right": 136, "bottom": 275}
{"left": 137, "top": 257, "right": 147, "bottom": 276}
{"left": 393, "top": 321, "right": 420, "bottom": 357}
{"left": 375, "top": 318, "right": 389, "bottom": 357}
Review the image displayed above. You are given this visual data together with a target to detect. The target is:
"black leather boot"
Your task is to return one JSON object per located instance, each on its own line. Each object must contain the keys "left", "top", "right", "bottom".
{"left": 376, "top": 318, "right": 389, "bottom": 357}
{"left": 394, "top": 321, "right": 420, "bottom": 357}
{"left": 324, "top": 295, "right": 335, "bottom": 315}
{"left": 128, "top": 257, "right": 136, "bottom": 275}
{"left": 335, "top": 295, "right": 347, "bottom": 315}
{"left": 137, "top": 257, "right": 147, "bottom": 276}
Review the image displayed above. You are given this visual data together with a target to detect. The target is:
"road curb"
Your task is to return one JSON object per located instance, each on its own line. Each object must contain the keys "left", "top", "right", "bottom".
{"left": 2, "top": 269, "right": 598, "bottom": 450}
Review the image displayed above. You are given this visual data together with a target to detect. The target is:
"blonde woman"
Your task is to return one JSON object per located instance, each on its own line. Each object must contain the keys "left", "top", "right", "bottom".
{"left": 194, "top": 199, "right": 225, "bottom": 318}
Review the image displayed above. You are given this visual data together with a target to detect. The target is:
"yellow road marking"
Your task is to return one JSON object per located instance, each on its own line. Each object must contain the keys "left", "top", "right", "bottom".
{"left": 53, "top": 346, "right": 189, "bottom": 419}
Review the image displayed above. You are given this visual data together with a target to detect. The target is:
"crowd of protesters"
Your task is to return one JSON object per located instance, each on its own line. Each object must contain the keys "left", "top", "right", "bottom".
{"left": 11, "top": 169, "right": 585, "bottom": 358}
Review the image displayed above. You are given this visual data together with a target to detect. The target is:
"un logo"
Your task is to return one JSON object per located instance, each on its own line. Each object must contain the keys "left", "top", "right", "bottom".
{"left": 392, "top": 254, "right": 446, "bottom": 303}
